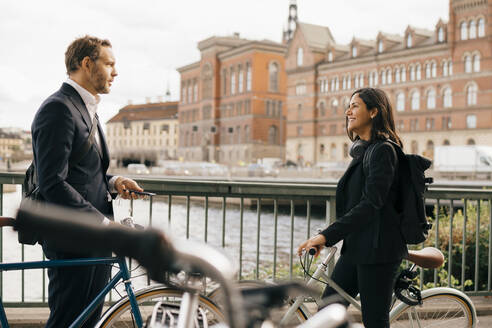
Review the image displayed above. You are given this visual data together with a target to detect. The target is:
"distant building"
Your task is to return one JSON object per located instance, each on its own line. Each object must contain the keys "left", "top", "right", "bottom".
{"left": 177, "top": 33, "right": 287, "bottom": 164}
{"left": 106, "top": 101, "right": 178, "bottom": 167}
{"left": 285, "top": 0, "right": 492, "bottom": 165}
{"left": 0, "top": 128, "right": 24, "bottom": 161}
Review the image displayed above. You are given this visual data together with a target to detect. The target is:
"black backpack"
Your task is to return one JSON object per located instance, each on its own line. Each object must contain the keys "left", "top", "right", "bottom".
{"left": 363, "top": 140, "right": 433, "bottom": 245}
{"left": 21, "top": 115, "right": 98, "bottom": 245}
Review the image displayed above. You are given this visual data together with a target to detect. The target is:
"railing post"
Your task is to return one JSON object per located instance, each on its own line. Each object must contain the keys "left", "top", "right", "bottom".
{"left": 273, "top": 198, "right": 278, "bottom": 280}
{"left": 256, "top": 198, "right": 261, "bottom": 280}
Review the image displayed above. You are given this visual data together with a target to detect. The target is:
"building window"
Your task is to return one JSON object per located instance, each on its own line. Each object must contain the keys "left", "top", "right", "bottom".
{"left": 378, "top": 40, "right": 383, "bottom": 53}
{"left": 473, "top": 54, "right": 480, "bottom": 72}
{"left": 297, "top": 48, "right": 304, "bottom": 66}
{"left": 269, "top": 62, "right": 279, "bottom": 92}
{"left": 386, "top": 69, "right": 392, "bottom": 84}
{"left": 222, "top": 69, "right": 227, "bottom": 95}
{"left": 352, "top": 46, "right": 357, "bottom": 58}
{"left": 438, "top": 26, "right": 445, "bottom": 42}
{"left": 181, "top": 82, "right": 186, "bottom": 104}
{"left": 396, "top": 92, "right": 405, "bottom": 111}
{"left": 431, "top": 62, "right": 437, "bottom": 78}
{"left": 328, "top": 51, "right": 333, "bottom": 62}
{"left": 234, "top": 67, "right": 242, "bottom": 94}
{"left": 410, "top": 65, "right": 415, "bottom": 81}
{"left": 202, "top": 64, "right": 213, "bottom": 99}
{"left": 395, "top": 68, "right": 400, "bottom": 83}
{"left": 319, "top": 125, "right": 326, "bottom": 135}
{"left": 268, "top": 125, "right": 278, "bottom": 144}
{"left": 406, "top": 34, "right": 412, "bottom": 48}
{"left": 297, "top": 126, "right": 303, "bottom": 136}
{"left": 359, "top": 74, "right": 364, "bottom": 87}
{"left": 319, "top": 102, "right": 326, "bottom": 116}
{"left": 467, "top": 84, "right": 478, "bottom": 106}
{"left": 230, "top": 68, "right": 236, "bottom": 95}
{"left": 443, "top": 87, "right": 452, "bottom": 108}
{"left": 329, "top": 124, "right": 336, "bottom": 135}
{"left": 466, "top": 114, "right": 477, "bottom": 128}
{"left": 193, "top": 80, "right": 198, "bottom": 102}
{"left": 443, "top": 139, "right": 450, "bottom": 145}
{"left": 331, "top": 98, "right": 339, "bottom": 115}
{"left": 469, "top": 20, "right": 477, "bottom": 39}
{"left": 244, "top": 125, "right": 250, "bottom": 142}
{"left": 246, "top": 63, "right": 252, "bottom": 91}
{"left": 297, "top": 104, "right": 302, "bottom": 119}
{"left": 478, "top": 18, "right": 485, "bottom": 37}
{"left": 467, "top": 138, "right": 476, "bottom": 145}
{"left": 465, "top": 55, "right": 472, "bottom": 73}
{"left": 401, "top": 66, "right": 406, "bottom": 82}
{"left": 381, "top": 70, "right": 386, "bottom": 85}
{"left": 411, "top": 140, "right": 419, "bottom": 154}
{"left": 425, "top": 63, "right": 431, "bottom": 79}
{"left": 416, "top": 64, "right": 421, "bottom": 80}
{"left": 461, "top": 21, "right": 468, "bottom": 40}
{"left": 426, "top": 89, "right": 436, "bottom": 109}
{"left": 188, "top": 82, "right": 192, "bottom": 103}
{"left": 411, "top": 91, "right": 420, "bottom": 110}
{"left": 296, "top": 83, "right": 306, "bottom": 95}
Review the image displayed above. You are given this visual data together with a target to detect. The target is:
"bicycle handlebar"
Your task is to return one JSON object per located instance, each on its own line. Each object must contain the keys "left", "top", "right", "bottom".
{"left": 14, "top": 199, "right": 244, "bottom": 328}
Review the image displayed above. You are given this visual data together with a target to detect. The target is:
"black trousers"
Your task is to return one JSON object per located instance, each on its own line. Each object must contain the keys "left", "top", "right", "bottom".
{"left": 322, "top": 255, "right": 401, "bottom": 328}
{"left": 43, "top": 246, "right": 111, "bottom": 328}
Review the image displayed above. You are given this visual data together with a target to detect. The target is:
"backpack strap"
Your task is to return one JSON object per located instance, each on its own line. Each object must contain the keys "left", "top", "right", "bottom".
{"left": 68, "top": 114, "right": 98, "bottom": 168}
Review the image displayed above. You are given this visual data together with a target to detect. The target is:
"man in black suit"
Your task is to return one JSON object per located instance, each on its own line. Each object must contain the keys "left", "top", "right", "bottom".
{"left": 31, "top": 35, "right": 144, "bottom": 327}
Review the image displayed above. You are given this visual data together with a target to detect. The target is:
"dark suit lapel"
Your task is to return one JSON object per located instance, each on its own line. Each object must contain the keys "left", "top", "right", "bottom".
{"left": 60, "top": 83, "right": 92, "bottom": 129}
{"left": 335, "top": 157, "right": 363, "bottom": 217}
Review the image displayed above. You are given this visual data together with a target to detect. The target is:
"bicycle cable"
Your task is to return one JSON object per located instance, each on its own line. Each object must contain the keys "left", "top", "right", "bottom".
{"left": 298, "top": 255, "right": 329, "bottom": 287}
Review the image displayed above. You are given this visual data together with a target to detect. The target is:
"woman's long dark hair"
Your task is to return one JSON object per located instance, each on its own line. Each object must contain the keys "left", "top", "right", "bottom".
{"left": 346, "top": 88, "right": 403, "bottom": 148}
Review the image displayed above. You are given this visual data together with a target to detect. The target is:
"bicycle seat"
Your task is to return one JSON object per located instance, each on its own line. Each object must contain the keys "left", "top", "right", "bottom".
{"left": 0, "top": 217, "right": 15, "bottom": 227}
{"left": 405, "top": 247, "right": 444, "bottom": 269}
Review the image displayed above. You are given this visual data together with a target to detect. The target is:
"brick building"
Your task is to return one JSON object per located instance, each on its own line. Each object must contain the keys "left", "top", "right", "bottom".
{"left": 177, "top": 34, "right": 287, "bottom": 164}
{"left": 106, "top": 100, "right": 178, "bottom": 167}
{"left": 286, "top": 0, "right": 492, "bottom": 166}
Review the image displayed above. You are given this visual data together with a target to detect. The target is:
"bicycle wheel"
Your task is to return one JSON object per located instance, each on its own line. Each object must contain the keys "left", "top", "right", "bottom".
{"left": 390, "top": 291, "right": 475, "bottom": 328}
{"left": 95, "top": 285, "right": 225, "bottom": 328}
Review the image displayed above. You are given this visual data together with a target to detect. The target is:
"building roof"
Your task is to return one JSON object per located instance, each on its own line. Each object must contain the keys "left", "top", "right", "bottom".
{"left": 379, "top": 32, "right": 403, "bottom": 43}
{"left": 297, "top": 22, "right": 335, "bottom": 51}
{"left": 107, "top": 101, "right": 178, "bottom": 124}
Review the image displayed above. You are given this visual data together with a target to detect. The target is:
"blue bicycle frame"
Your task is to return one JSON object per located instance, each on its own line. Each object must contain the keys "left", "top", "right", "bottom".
{"left": 0, "top": 256, "right": 143, "bottom": 328}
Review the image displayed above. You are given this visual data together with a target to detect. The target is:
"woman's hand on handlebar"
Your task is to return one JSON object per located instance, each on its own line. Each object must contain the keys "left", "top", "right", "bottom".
{"left": 297, "top": 234, "right": 327, "bottom": 258}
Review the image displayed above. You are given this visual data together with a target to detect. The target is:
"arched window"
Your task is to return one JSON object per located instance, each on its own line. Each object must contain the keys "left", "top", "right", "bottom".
{"left": 416, "top": 63, "right": 421, "bottom": 80}
{"left": 425, "top": 63, "right": 431, "bottom": 79}
{"left": 381, "top": 70, "right": 386, "bottom": 85}
{"left": 406, "top": 34, "right": 412, "bottom": 48}
{"left": 335, "top": 76, "right": 339, "bottom": 90}
{"left": 443, "top": 60, "right": 449, "bottom": 76}
{"left": 426, "top": 140, "right": 434, "bottom": 158}
{"left": 236, "top": 125, "right": 241, "bottom": 144}
{"left": 467, "top": 138, "right": 476, "bottom": 145}
{"left": 395, "top": 68, "right": 400, "bottom": 83}
{"left": 352, "top": 46, "right": 357, "bottom": 58}
{"left": 269, "top": 62, "right": 279, "bottom": 92}
{"left": 230, "top": 68, "right": 236, "bottom": 95}
{"left": 359, "top": 74, "right": 364, "bottom": 87}
{"left": 331, "top": 98, "right": 339, "bottom": 115}
{"left": 427, "top": 89, "right": 436, "bottom": 109}
{"left": 449, "top": 61, "right": 453, "bottom": 75}
{"left": 411, "top": 91, "right": 420, "bottom": 110}
{"left": 347, "top": 75, "right": 351, "bottom": 89}
{"left": 319, "top": 102, "right": 326, "bottom": 117}
{"left": 467, "top": 84, "right": 477, "bottom": 106}
{"left": 244, "top": 125, "right": 250, "bottom": 142}
{"left": 443, "top": 139, "right": 450, "bottom": 146}
{"left": 238, "top": 66, "right": 243, "bottom": 93}
{"left": 378, "top": 40, "right": 383, "bottom": 53}
{"left": 469, "top": 20, "right": 477, "bottom": 39}
{"left": 328, "top": 51, "right": 333, "bottom": 62}
{"left": 297, "top": 48, "right": 303, "bottom": 66}
{"left": 461, "top": 21, "right": 468, "bottom": 40}
{"left": 438, "top": 27, "right": 444, "bottom": 42}
{"left": 342, "top": 76, "right": 347, "bottom": 90}
{"left": 443, "top": 87, "right": 452, "bottom": 108}
{"left": 386, "top": 69, "right": 392, "bottom": 84}
{"left": 246, "top": 63, "right": 252, "bottom": 91}
{"left": 478, "top": 18, "right": 485, "bottom": 37}
{"left": 401, "top": 66, "right": 406, "bottom": 82}
{"left": 410, "top": 65, "right": 415, "bottom": 81}
{"left": 396, "top": 92, "right": 405, "bottom": 112}
{"left": 465, "top": 55, "right": 472, "bottom": 73}
{"left": 268, "top": 125, "right": 278, "bottom": 145}
{"left": 473, "top": 54, "right": 480, "bottom": 72}
{"left": 431, "top": 62, "right": 437, "bottom": 78}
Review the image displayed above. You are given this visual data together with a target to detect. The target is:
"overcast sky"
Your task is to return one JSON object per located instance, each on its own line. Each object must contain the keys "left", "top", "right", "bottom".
{"left": 0, "top": 0, "right": 448, "bottom": 131}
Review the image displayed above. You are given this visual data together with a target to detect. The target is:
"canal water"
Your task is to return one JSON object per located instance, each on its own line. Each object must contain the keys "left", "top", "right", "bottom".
{"left": 1, "top": 187, "right": 326, "bottom": 302}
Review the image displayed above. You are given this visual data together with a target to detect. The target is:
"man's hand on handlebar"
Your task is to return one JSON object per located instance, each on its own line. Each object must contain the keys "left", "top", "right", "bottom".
{"left": 297, "top": 234, "right": 327, "bottom": 258}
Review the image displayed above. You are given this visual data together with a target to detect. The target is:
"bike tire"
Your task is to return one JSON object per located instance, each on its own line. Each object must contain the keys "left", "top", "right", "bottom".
{"left": 95, "top": 285, "right": 225, "bottom": 328}
{"left": 390, "top": 291, "right": 476, "bottom": 328}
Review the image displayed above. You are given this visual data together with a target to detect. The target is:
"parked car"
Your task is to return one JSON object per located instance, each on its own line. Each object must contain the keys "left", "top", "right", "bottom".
{"left": 247, "top": 163, "right": 279, "bottom": 177}
{"left": 127, "top": 163, "right": 150, "bottom": 174}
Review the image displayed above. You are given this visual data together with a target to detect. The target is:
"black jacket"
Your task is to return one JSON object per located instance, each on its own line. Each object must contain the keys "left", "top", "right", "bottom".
{"left": 320, "top": 140, "right": 408, "bottom": 264}
{"left": 31, "top": 83, "right": 113, "bottom": 222}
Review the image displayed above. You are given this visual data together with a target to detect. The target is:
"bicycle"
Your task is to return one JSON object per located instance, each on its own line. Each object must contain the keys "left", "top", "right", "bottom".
{"left": 0, "top": 211, "right": 224, "bottom": 328}
{"left": 278, "top": 246, "right": 477, "bottom": 327}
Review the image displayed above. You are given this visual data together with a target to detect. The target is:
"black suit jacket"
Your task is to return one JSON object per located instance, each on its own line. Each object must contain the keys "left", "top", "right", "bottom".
{"left": 320, "top": 140, "right": 408, "bottom": 264}
{"left": 31, "top": 83, "right": 113, "bottom": 222}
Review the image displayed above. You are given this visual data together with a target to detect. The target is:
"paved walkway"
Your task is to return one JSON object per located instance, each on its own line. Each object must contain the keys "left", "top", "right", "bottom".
{"left": 4, "top": 296, "right": 492, "bottom": 327}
